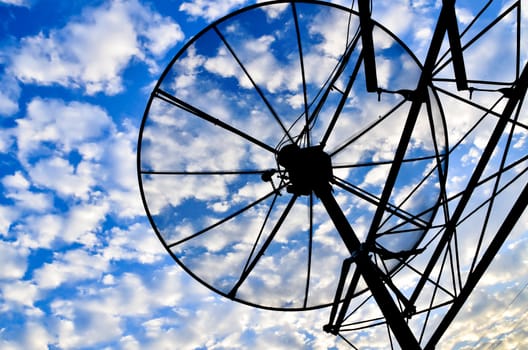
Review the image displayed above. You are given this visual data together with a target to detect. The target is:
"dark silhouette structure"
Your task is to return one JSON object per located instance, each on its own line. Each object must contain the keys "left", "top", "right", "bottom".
{"left": 138, "top": 1, "right": 527, "bottom": 348}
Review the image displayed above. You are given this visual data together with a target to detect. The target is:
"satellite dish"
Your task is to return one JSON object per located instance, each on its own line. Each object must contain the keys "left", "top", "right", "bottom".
{"left": 138, "top": 1, "right": 528, "bottom": 348}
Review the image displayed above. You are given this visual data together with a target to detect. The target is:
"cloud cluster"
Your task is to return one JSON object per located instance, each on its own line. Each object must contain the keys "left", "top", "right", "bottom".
{"left": 7, "top": 0, "right": 184, "bottom": 95}
{"left": 179, "top": 0, "right": 251, "bottom": 21}
{"left": 0, "top": 0, "right": 527, "bottom": 349}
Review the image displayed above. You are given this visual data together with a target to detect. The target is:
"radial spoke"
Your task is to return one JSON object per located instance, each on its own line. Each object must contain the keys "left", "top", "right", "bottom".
{"left": 228, "top": 194, "right": 298, "bottom": 298}
{"left": 329, "top": 98, "right": 407, "bottom": 157}
{"left": 304, "top": 193, "right": 314, "bottom": 308}
{"left": 241, "top": 191, "right": 280, "bottom": 276}
{"left": 333, "top": 153, "right": 445, "bottom": 169}
{"left": 167, "top": 186, "right": 283, "bottom": 248}
{"left": 141, "top": 169, "right": 271, "bottom": 175}
{"left": 213, "top": 26, "right": 295, "bottom": 144}
{"left": 333, "top": 177, "right": 429, "bottom": 230}
{"left": 304, "top": 28, "right": 361, "bottom": 136}
{"left": 291, "top": 3, "right": 310, "bottom": 147}
{"left": 155, "top": 88, "right": 276, "bottom": 153}
{"left": 320, "top": 51, "right": 364, "bottom": 148}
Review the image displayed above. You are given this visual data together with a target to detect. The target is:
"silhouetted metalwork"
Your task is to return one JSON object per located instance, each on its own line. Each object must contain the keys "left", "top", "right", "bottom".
{"left": 137, "top": 1, "right": 527, "bottom": 349}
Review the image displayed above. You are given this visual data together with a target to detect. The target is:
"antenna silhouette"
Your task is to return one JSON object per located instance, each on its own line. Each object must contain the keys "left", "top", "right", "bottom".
{"left": 138, "top": 1, "right": 528, "bottom": 348}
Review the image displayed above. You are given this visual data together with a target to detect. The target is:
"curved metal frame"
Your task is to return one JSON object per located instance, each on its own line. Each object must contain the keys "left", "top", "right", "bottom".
{"left": 137, "top": 0, "right": 528, "bottom": 349}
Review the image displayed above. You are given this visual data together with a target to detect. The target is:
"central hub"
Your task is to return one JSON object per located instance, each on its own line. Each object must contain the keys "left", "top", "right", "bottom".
{"left": 277, "top": 144, "right": 333, "bottom": 196}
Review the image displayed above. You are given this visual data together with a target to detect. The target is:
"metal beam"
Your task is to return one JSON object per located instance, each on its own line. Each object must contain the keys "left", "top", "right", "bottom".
{"left": 423, "top": 62, "right": 528, "bottom": 349}
{"left": 358, "top": 0, "right": 378, "bottom": 92}
{"left": 315, "top": 187, "right": 421, "bottom": 349}
{"left": 365, "top": 0, "right": 456, "bottom": 247}
{"left": 408, "top": 62, "right": 528, "bottom": 310}
{"left": 425, "top": 183, "right": 528, "bottom": 349}
{"left": 443, "top": 0, "right": 468, "bottom": 90}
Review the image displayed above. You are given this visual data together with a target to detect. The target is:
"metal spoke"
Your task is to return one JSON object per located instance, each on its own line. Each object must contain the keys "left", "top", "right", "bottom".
{"left": 167, "top": 186, "right": 283, "bottom": 248}
{"left": 155, "top": 89, "right": 276, "bottom": 153}
{"left": 304, "top": 28, "right": 361, "bottom": 139}
{"left": 291, "top": 2, "right": 310, "bottom": 147}
{"left": 228, "top": 194, "right": 298, "bottom": 298}
{"left": 332, "top": 176, "right": 429, "bottom": 229}
{"left": 329, "top": 97, "right": 407, "bottom": 157}
{"left": 240, "top": 191, "right": 280, "bottom": 279}
{"left": 213, "top": 26, "right": 295, "bottom": 144}
{"left": 320, "top": 51, "right": 364, "bottom": 148}
{"left": 333, "top": 153, "right": 445, "bottom": 169}
{"left": 304, "top": 193, "right": 314, "bottom": 308}
{"left": 141, "top": 169, "right": 270, "bottom": 175}
{"left": 358, "top": 0, "right": 378, "bottom": 92}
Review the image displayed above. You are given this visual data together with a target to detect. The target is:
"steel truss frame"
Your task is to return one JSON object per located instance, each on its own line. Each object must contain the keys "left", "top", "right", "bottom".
{"left": 138, "top": 1, "right": 527, "bottom": 349}
{"left": 326, "top": 1, "right": 528, "bottom": 348}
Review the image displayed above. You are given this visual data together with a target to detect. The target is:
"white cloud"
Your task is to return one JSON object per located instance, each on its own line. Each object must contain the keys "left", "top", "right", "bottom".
{"left": 3, "top": 96, "right": 148, "bottom": 255}
{"left": 1, "top": 280, "right": 40, "bottom": 308}
{"left": 52, "top": 301, "right": 123, "bottom": 349}
{"left": 258, "top": 1, "right": 289, "bottom": 19}
{"left": 0, "top": 205, "right": 19, "bottom": 236}
{"left": 16, "top": 98, "right": 113, "bottom": 163}
{"left": 12, "top": 95, "right": 142, "bottom": 215}
{"left": 33, "top": 249, "right": 109, "bottom": 289}
{"left": 38, "top": 268, "right": 193, "bottom": 349}
{"left": 62, "top": 200, "right": 109, "bottom": 245}
{"left": 102, "top": 222, "right": 165, "bottom": 264}
{"left": 0, "top": 0, "right": 29, "bottom": 6}
{"left": 29, "top": 157, "right": 97, "bottom": 200}
{"left": 141, "top": 20, "right": 184, "bottom": 57}
{"left": 455, "top": 5, "right": 476, "bottom": 25}
{"left": 15, "top": 214, "right": 63, "bottom": 249}
{"left": 19, "top": 322, "right": 52, "bottom": 350}
{"left": 13, "top": 196, "right": 107, "bottom": 250}
{"left": 120, "top": 335, "right": 141, "bottom": 350}
{"left": 0, "top": 74, "right": 20, "bottom": 116}
{"left": 0, "top": 241, "right": 28, "bottom": 279}
{"left": 179, "top": 0, "right": 249, "bottom": 21}
{"left": 97, "top": 123, "right": 145, "bottom": 218}
{"left": 2, "top": 171, "right": 29, "bottom": 190}
{"left": 8, "top": 0, "right": 183, "bottom": 95}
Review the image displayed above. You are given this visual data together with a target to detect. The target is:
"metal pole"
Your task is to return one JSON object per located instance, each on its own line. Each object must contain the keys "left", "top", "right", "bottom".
{"left": 424, "top": 63, "right": 528, "bottom": 349}
{"left": 425, "top": 180, "right": 528, "bottom": 349}
{"left": 315, "top": 186, "right": 421, "bottom": 349}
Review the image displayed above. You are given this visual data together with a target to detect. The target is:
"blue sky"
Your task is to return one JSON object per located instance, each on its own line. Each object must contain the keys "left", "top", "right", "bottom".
{"left": 1, "top": 0, "right": 527, "bottom": 349}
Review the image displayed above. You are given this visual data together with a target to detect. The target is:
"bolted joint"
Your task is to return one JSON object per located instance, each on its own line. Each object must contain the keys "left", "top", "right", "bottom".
{"left": 322, "top": 323, "right": 340, "bottom": 335}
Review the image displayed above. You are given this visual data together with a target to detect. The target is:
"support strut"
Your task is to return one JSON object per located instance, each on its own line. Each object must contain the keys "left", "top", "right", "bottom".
{"left": 277, "top": 144, "right": 421, "bottom": 348}
{"left": 315, "top": 186, "right": 421, "bottom": 349}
